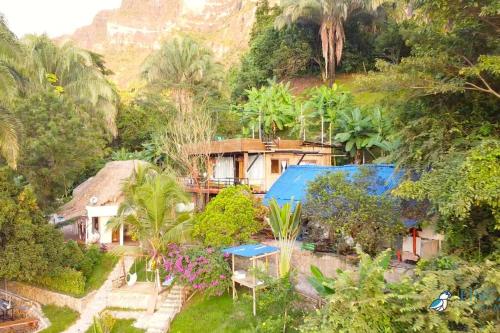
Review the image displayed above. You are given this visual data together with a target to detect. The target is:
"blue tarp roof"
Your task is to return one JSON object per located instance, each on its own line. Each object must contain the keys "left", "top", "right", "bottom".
{"left": 223, "top": 244, "right": 279, "bottom": 257}
{"left": 263, "top": 164, "right": 404, "bottom": 207}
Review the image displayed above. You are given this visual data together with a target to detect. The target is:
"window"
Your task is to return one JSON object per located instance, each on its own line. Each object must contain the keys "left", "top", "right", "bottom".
{"left": 92, "top": 217, "right": 99, "bottom": 232}
{"left": 271, "top": 159, "right": 280, "bottom": 173}
{"left": 271, "top": 159, "right": 288, "bottom": 174}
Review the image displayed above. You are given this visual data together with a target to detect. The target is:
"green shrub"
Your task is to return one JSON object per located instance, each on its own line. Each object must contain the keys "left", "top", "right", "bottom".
{"left": 303, "top": 167, "right": 404, "bottom": 255}
{"left": 61, "top": 240, "right": 85, "bottom": 270}
{"left": 301, "top": 248, "right": 500, "bottom": 332}
{"left": 193, "top": 186, "right": 263, "bottom": 247}
{"left": 36, "top": 267, "right": 85, "bottom": 296}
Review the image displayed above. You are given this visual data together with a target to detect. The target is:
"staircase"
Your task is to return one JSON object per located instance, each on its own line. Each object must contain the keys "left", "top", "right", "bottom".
{"left": 263, "top": 140, "right": 277, "bottom": 151}
{"left": 134, "top": 285, "right": 185, "bottom": 333}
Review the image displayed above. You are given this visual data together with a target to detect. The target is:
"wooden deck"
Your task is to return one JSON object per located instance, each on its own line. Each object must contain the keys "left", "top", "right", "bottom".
{"left": 0, "top": 318, "right": 38, "bottom": 332}
{"left": 186, "top": 138, "right": 332, "bottom": 155}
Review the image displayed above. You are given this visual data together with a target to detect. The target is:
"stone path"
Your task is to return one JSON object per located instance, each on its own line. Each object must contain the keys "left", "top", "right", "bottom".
{"left": 134, "top": 285, "right": 184, "bottom": 333}
{"left": 64, "top": 256, "right": 134, "bottom": 333}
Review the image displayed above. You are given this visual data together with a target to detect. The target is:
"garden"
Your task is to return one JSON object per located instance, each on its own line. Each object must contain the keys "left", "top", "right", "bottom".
{"left": 0, "top": 0, "right": 498, "bottom": 332}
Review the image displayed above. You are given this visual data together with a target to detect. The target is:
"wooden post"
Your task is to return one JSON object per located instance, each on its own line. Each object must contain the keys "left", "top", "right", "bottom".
{"left": 232, "top": 254, "right": 236, "bottom": 300}
{"left": 252, "top": 257, "right": 257, "bottom": 316}
{"left": 252, "top": 287, "right": 256, "bottom": 316}
{"left": 252, "top": 257, "right": 256, "bottom": 286}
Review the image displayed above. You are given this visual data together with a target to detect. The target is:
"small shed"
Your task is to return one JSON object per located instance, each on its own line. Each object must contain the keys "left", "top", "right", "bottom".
{"left": 223, "top": 244, "right": 280, "bottom": 316}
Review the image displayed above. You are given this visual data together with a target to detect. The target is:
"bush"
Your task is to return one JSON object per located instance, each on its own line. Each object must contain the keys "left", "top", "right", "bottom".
{"left": 303, "top": 167, "right": 404, "bottom": 255}
{"left": 193, "top": 186, "right": 263, "bottom": 247}
{"left": 163, "top": 244, "right": 232, "bottom": 296}
{"left": 251, "top": 275, "right": 303, "bottom": 333}
{"left": 36, "top": 267, "right": 85, "bottom": 296}
{"left": 61, "top": 241, "right": 85, "bottom": 270}
{"left": 301, "top": 249, "right": 500, "bottom": 333}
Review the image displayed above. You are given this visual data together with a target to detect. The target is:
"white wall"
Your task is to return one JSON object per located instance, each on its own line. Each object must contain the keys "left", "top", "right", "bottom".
{"left": 85, "top": 205, "right": 119, "bottom": 244}
{"left": 213, "top": 156, "right": 234, "bottom": 179}
{"left": 247, "top": 154, "right": 264, "bottom": 186}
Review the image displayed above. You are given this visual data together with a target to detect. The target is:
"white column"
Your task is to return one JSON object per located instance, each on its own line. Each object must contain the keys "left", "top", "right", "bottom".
{"left": 86, "top": 217, "right": 91, "bottom": 244}
{"left": 119, "top": 224, "right": 124, "bottom": 246}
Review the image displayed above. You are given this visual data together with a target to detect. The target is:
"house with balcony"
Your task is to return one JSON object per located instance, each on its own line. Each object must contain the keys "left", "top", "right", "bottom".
{"left": 184, "top": 138, "right": 333, "bottom": 198}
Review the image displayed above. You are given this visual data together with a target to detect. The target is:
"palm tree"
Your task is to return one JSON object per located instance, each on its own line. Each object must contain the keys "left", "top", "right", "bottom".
{"left": 276, "top": 0, "right": 385, "bottom": 85}
{"left": 110, "top": 164, "right": 192, "bottom": 289}
{"left": 23, "top": 36, "right": 119, "bottom": 135}
{"left": 142, "top": 37, "right": 223, "bottom": 114}
{"left": 0, "top": 110, "right": 19, "bottom": 169}
{"left": 0, "top": 17, "right": 22, "bottom": 168}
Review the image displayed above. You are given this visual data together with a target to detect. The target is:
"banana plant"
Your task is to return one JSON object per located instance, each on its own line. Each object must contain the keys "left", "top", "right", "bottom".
{"left": 241, "top": 79, "right": 295, "bottom": 138}
{"left": 306, "top": 84, "right": 354, "bottom": 144}
{"left": 308, "top": 265, "right": 336, "bottom": 296}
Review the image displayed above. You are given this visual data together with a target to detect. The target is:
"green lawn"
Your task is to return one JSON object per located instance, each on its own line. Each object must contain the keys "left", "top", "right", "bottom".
{"left": 170, "top": 293, "right": 256, "bottom": 333}
{"left": 39, "top": 305, "right": 79, "bottom": 333}
{"left": 84, "top": 253, "right": 119, "bottom": 294}
{"left": 129, "top": 258, "right": 167, "bottom": 282}
{"left": 85, "top": 319, "right": 144, "bottom": 333}
{"left": 336, "top": 74, "right": 386, "bottom": 107}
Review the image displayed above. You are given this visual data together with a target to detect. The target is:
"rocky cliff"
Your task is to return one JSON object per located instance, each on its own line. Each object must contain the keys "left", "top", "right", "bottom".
{"left": 59, "top": 0, "right": 276, "bottom": 87}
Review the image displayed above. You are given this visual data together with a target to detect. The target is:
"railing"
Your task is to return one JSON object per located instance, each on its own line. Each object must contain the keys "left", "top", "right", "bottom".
{"left": 181, "top": 177, "right": 249, "bottom": 188}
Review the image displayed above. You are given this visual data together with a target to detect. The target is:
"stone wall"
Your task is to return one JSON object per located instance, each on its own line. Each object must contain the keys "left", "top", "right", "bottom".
{"left": 2, "top": 282, "right": 95, "bottom": 312}
{"left": 264, "top": 240, "right": 415, "bottom": 282}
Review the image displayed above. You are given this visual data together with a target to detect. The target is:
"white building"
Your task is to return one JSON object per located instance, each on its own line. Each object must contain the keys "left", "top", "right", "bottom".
{"left": 57, "top": 160, "right": 145, "bottom": 245}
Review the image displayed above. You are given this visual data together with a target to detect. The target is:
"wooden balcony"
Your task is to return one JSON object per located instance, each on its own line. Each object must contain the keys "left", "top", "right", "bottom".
{"left": 181, "top": 177, "right": 266, "bottom": 194}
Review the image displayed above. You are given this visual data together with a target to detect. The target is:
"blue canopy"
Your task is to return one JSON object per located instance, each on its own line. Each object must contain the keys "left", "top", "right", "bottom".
{"left": 263, "top": 164, "right": 403, "bottom": 207}
{"left": 223, "top": 244, "right": 279, "bottom": 258}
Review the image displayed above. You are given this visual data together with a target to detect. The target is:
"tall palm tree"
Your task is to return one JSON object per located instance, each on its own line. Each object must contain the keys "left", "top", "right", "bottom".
{"left": 0, "top": 110, "right": 19, "bottom": 169}
{"left": 0, "top": 17, "right": 22, "bottom": 168}
{"left": 23, "top": 36, "right": 119, "bottom": 135}
{"left": 142, "top": 37, "right": 223, "bottom": 114}
{"left": 110, "top": 164, "right": 192, "bottom": 289}
{"left": 276, "top": 0, "right": 385, "bottom": 85}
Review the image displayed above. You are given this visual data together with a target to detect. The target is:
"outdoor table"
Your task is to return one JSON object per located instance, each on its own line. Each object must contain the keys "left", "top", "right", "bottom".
{"left": 0, "top": 299, "right": 14, "bottom": 321}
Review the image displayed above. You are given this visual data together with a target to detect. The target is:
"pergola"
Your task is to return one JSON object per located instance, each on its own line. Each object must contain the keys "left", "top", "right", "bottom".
{"left": 223, "top": 244, "right": 280, "bottom": 316}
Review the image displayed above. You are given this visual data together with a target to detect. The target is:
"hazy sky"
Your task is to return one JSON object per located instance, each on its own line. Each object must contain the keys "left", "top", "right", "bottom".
{"left": 1, "top": 0, "right": 210, "bottom": 38}
{"left": 1, "top": 0, "right": 122, "bottom": 37}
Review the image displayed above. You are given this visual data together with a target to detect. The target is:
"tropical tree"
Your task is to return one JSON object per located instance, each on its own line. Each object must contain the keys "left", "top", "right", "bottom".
{"left": 276, "top": 0, "right": 386, "bottom": 85}
{"left": 23, "top": 35, "right": 119, "bottom": 135}
{"left": 0, "top": 17, "right": 22, "bottom": 168}
{"left": 306, "top": 84, "right": 353, "bottom": 144}
{"left": 241, "top": 80, "right": 295, "bottom": 138}
{"left": 268, "top": 199, "right": 302, "bottom": 278}
{"left": 334, "top": 107, "right": 390, "bottom": 163}
{"left": 0, "top": 109, "right": 19, "bottom": 169}
{"left": 110, "top": 164, "right": 192, "bottom": 289}
{"left": 142, "top": 37, "right": 223, "bottom": 113}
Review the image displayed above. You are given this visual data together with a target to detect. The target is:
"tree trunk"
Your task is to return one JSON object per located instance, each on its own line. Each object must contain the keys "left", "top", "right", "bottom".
{"left": 354, "top": 150, "right": 362, "bottom": 164}
{"left": 329, "top": 51, "right": 336, "bottom": 87}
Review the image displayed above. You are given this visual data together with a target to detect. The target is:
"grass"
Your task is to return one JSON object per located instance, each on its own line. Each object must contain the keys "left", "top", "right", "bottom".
{"left": 85, "top": 319, "right": 145, "bottom": 333}
{"left": 39, "top": 305, "right": 79, "bottom": 333}
{"left": 129, "top": 258, "right": 167, "bottom": 282}
{"left": 336, "top": 73, "right": 386, "bottom": 107}
{"left": 84, "top": 253, "right": 119, "bottom": 295}
{"left": 170, "top": 292, "right": 256, "bottom": 333}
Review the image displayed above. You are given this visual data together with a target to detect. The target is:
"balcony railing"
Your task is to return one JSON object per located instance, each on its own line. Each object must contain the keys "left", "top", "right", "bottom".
{"left": 182, "top": 177, "right": 249, "bottom": 188}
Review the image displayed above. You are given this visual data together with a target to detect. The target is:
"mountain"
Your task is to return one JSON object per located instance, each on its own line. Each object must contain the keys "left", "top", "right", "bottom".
{"left": 58, "top": 0, "right": 277, "bottom": 87}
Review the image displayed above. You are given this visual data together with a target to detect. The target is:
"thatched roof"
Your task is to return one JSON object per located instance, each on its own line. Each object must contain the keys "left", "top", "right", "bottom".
{"left": 58, "top": 160, "right": 145, "bottom": 221}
